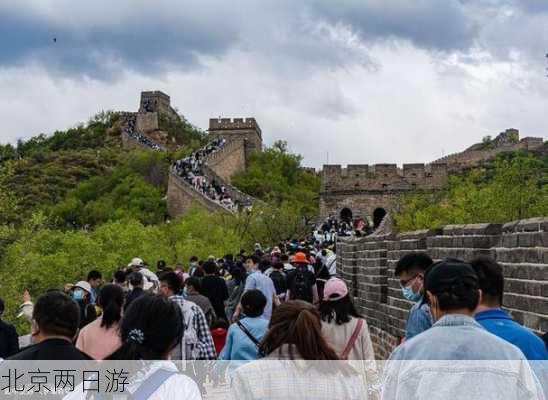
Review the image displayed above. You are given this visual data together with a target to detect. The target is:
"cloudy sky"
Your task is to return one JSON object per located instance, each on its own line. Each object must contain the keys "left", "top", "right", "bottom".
{"left": 1, "top": 0, "right": 547, "bottom": 168}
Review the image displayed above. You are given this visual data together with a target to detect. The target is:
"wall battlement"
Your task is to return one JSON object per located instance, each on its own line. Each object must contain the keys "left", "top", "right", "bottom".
{"left": 320, "top": 128, "right": 545, "bottom": 220}
{"left": 321, "top": 162, "right": 448, "bottom": 193}
{"left": 209, "top": 117, "right": 262, "bottom": 137}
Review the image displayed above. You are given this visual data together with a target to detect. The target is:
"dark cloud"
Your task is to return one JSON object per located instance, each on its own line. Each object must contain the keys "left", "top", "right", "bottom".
{"left": 0, "top": 4, "right": 239, "bottom": 79}
{"left": 0, "top": 0, "right": 546, "bottom": 81}
{"left": 309, "top": 0, "right": 479, "bottom": 52}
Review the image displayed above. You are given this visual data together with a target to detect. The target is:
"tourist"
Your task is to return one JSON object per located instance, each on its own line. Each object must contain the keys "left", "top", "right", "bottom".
{"left": 159, "top": 272, "right": 216, "bottom": 360}
{"left": 76, "top": 284, "right": 124, "bottom": 360}
{"left": 239, "top": 255, "right": 278, "bottom": 320}
{"left": 286, "top": 252, "right": 319, "bottom": 304}
{"left": 201, "top": 260, "right": 229, "bottom": 321}
{"left": 320, "top": 278, "right": 375, "bottom": 359}
{"left": 0, "top": 297, "right": 19, "bottom": 358}
{"left": 184, "top": 277, "right": 217, "bottom": 326}
{"left": 230, "top": 300, "right": 366, "bottom": 400}
{"left": 188, "top": 256, "right": 200, "bottom": 276}
{"left": 70, "top": 281, "right": 97, "bottom": 328}
{"left": 394, "top": 252, "right": 433, "bottom": 340}
{"left": 264, "top": 261, "right": 288, "bottom": 301}
{"left": 9, "top": 291, "right": 91, "bottom": 360}
{"left": 100, "top": 295, "right": 201, "bottom": 400}
{"left": 112, "top": 269, "right": 128, "bottom": 292}
{"left": 128, "top": 257, "right": 159, "bottom": 291}
{"left": 471, "top": 256, "right": 548, "bottom": 360}
{"left": 216, "top": 290, "right": 269, "bottom": 376}
{"left": 383, "top": 259, "right": 543, "bottom": 400}
{"left": 86, "top": 270, "right": 103, "bottom": 305}
{"left": 125, "top": 272, "right": 145, "bottom": 310}
{"left": 225, "top": 262, "right": 247, "bottom": 322}
{"left": 211, "top": 318, "right": 229, "bottom": 356}
{"left": 319, "top": 278, "right": 379, "bottom": 397}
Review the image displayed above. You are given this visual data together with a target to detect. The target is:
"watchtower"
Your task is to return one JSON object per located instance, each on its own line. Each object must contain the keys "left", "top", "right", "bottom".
{"left": 139, "top": 91, "right": 178, "bottom": 119}
{"left": 208, "top": 117, "right": 263, "bottom": 162}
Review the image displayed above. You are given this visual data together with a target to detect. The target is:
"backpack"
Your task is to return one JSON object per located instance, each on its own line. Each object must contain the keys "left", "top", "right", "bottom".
{"left": 290, "top": 266, "right": 313, "bottom": 303}
{"left": 269, "top": 270, "right": 287, "bottom": 296}
{"left": 178, "top": 301, "right": 200, "bottom": 360}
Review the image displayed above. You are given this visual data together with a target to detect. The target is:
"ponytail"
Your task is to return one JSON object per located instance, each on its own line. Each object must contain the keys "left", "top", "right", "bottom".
{"left": 97, "top": 284, "right": 124, "bottom": 329}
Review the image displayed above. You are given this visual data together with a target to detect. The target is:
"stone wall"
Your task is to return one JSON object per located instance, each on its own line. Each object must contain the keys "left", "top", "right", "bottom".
{"left": 136, "top": 112, "right": 159, "bottom": 134}
{"left": 206, "top": 139, "right": 247, "bottom": 183}
{"left": 337, "top": 217, "right": 548, "bottom": 360}
{"left": 166, "top": 173, "right": 227, "bottom": 216}
{"left": 320, "top": 129, "right": 546, "bottom": 221}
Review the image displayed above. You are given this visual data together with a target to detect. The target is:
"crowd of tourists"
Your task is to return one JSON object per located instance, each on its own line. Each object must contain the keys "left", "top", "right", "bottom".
{"left": 315, "top": 215, "right": 375, "bottom": 242}
{"left": 172, "top": 138, "right": 246, "bottom": 211}
{"left": 0, "top": 238, "right": 546, "bottom": 399}
{"left": 122, "top": 114, "right": 164, "bottom": 151}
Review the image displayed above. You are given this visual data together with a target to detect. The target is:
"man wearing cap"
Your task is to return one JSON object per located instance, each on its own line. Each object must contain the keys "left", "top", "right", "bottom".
{"left": 383, "top": 259, "right": 543, "bottom": 400}
{"left": 128, "top": 257, "right": 159, "bottom": 291}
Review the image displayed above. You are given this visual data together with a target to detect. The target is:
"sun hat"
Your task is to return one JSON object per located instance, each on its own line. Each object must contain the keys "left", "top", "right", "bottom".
{"left": 128, "top": 257, "right": 144, "bottom": 268}
{"left": 74, "top": 281, "right": 92, "bottom": 294}
{"left": 291, "top": 252, "right": 308, "bottom": 264}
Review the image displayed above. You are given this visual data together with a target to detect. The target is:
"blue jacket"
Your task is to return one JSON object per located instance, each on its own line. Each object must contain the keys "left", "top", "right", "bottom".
{"left": 216, "top": 316, "right": 269, "bottom": 375}
{"left": 405, "top": 298, "right": 433, "bottom": 340}
{"left": 475, "top": 308, "right": 547, "bottom": 360}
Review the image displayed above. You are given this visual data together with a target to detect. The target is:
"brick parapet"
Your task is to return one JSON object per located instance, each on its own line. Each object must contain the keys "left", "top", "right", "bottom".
{"left": 338, "top": 217, "right": 548, "bottom": 359}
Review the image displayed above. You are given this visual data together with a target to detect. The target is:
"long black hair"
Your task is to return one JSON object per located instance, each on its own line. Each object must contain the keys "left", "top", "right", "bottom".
{"left": 319, "top": 295, "right": 362, "bottom": 325}
{"left": 97, "top": 284, "right": 124, "bottom": 329}
{"left": 106, "top": 294, "right": 183, "bottom": 360}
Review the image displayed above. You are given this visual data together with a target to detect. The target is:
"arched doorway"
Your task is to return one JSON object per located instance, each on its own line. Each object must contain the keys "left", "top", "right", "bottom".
{"left": 373, "top": 207, "right": 387, "bottom": 229}
{"left": 340, "top": 207, "right": 353, "bottom": 223}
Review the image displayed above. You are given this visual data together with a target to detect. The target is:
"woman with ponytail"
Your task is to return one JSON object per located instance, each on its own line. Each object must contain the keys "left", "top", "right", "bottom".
{"left": 76, "top": 283, "right": 123, "bottom": 359}
{"left": 230, "top": 300, "right": 367, "bottom": 400}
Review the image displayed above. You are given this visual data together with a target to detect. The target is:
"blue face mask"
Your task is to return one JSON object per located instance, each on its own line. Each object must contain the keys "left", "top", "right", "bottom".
{"left": 401, "top": 285, "right": 422, "bottom": 302}
{"left": 72, "top": 289, "right": 84, "bottom": 301}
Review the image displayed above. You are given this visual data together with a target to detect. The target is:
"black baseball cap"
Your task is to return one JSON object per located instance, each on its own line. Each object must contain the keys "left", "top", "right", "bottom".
{"left": 424, "top": 259, "right": 478, "bottom": 294}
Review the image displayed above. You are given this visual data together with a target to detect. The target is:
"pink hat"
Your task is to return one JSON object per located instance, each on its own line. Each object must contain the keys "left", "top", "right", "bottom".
{"left": 323, "top": 278, "right": 348, "bottom": 301}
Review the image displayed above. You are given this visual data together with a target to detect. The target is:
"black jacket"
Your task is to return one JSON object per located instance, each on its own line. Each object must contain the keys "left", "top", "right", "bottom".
{"left": 0, "top": 319, "right": 19, "bottom": 359}
{"left": 8, "top": 338, "right": 91, "bottom": 360}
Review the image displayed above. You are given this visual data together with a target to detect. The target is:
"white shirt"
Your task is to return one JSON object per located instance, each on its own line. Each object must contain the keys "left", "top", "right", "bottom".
{"left": 64, "top": 361, "right": 201, "bottom": 400}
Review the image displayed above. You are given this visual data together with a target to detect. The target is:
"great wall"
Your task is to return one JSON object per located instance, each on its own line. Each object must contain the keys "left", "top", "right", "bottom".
{"left": 320, "top": 129, "right": 547, "bottom": 228}
{"left": 119, "top": 91, "right": 547, "bottom": 355}
{"left": 119, "top": 91, "right": 260, "bottom": 217}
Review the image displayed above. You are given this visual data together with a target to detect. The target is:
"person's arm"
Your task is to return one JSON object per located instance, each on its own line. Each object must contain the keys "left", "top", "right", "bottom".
{"left": 312, "top": 284, "right": 319, "bottom": 305}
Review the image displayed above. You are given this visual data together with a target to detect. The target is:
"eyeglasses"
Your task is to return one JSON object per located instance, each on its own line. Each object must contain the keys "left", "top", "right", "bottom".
{"left": 399, "top": 273, "right": 421, "bottom": 288}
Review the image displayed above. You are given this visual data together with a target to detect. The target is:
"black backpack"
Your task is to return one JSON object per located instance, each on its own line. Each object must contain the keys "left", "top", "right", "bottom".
{"left": 290, "top": 266, "right": 313, "bottom": 303}
{"left": 269, "top": 270, "right": 287, "bottom": 296}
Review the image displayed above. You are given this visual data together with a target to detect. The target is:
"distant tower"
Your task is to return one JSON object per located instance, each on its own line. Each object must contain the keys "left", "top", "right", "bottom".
{"left": 139, "top": 91, "right": 178, "bottom": 120}
{"left": 208, "top": 117, "right": 263, "bottom": 163}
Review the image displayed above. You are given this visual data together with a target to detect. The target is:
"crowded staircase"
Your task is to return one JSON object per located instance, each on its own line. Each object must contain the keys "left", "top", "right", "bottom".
{"left": 121, "top": 113, "right": 253, "bottom": 213}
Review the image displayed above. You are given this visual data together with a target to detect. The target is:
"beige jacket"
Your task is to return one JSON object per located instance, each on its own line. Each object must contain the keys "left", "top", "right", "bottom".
{"left": 322, "top": 317, "right": 380, "bottom": 399}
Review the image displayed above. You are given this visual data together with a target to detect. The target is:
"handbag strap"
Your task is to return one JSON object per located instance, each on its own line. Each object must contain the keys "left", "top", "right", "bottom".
{"left": 340, "top": 319, "right": 364, "bottom": 360}
{"left": 236, "top": 320, "right": 261, "bottom": 348}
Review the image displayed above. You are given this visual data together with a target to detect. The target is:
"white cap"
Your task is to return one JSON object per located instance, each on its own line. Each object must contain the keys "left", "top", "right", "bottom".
{"left": 74, "top": 281, "right": 92, "bottom": 293}
{"left": 128, "top": 257, "right": 144, "bottom": 267}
